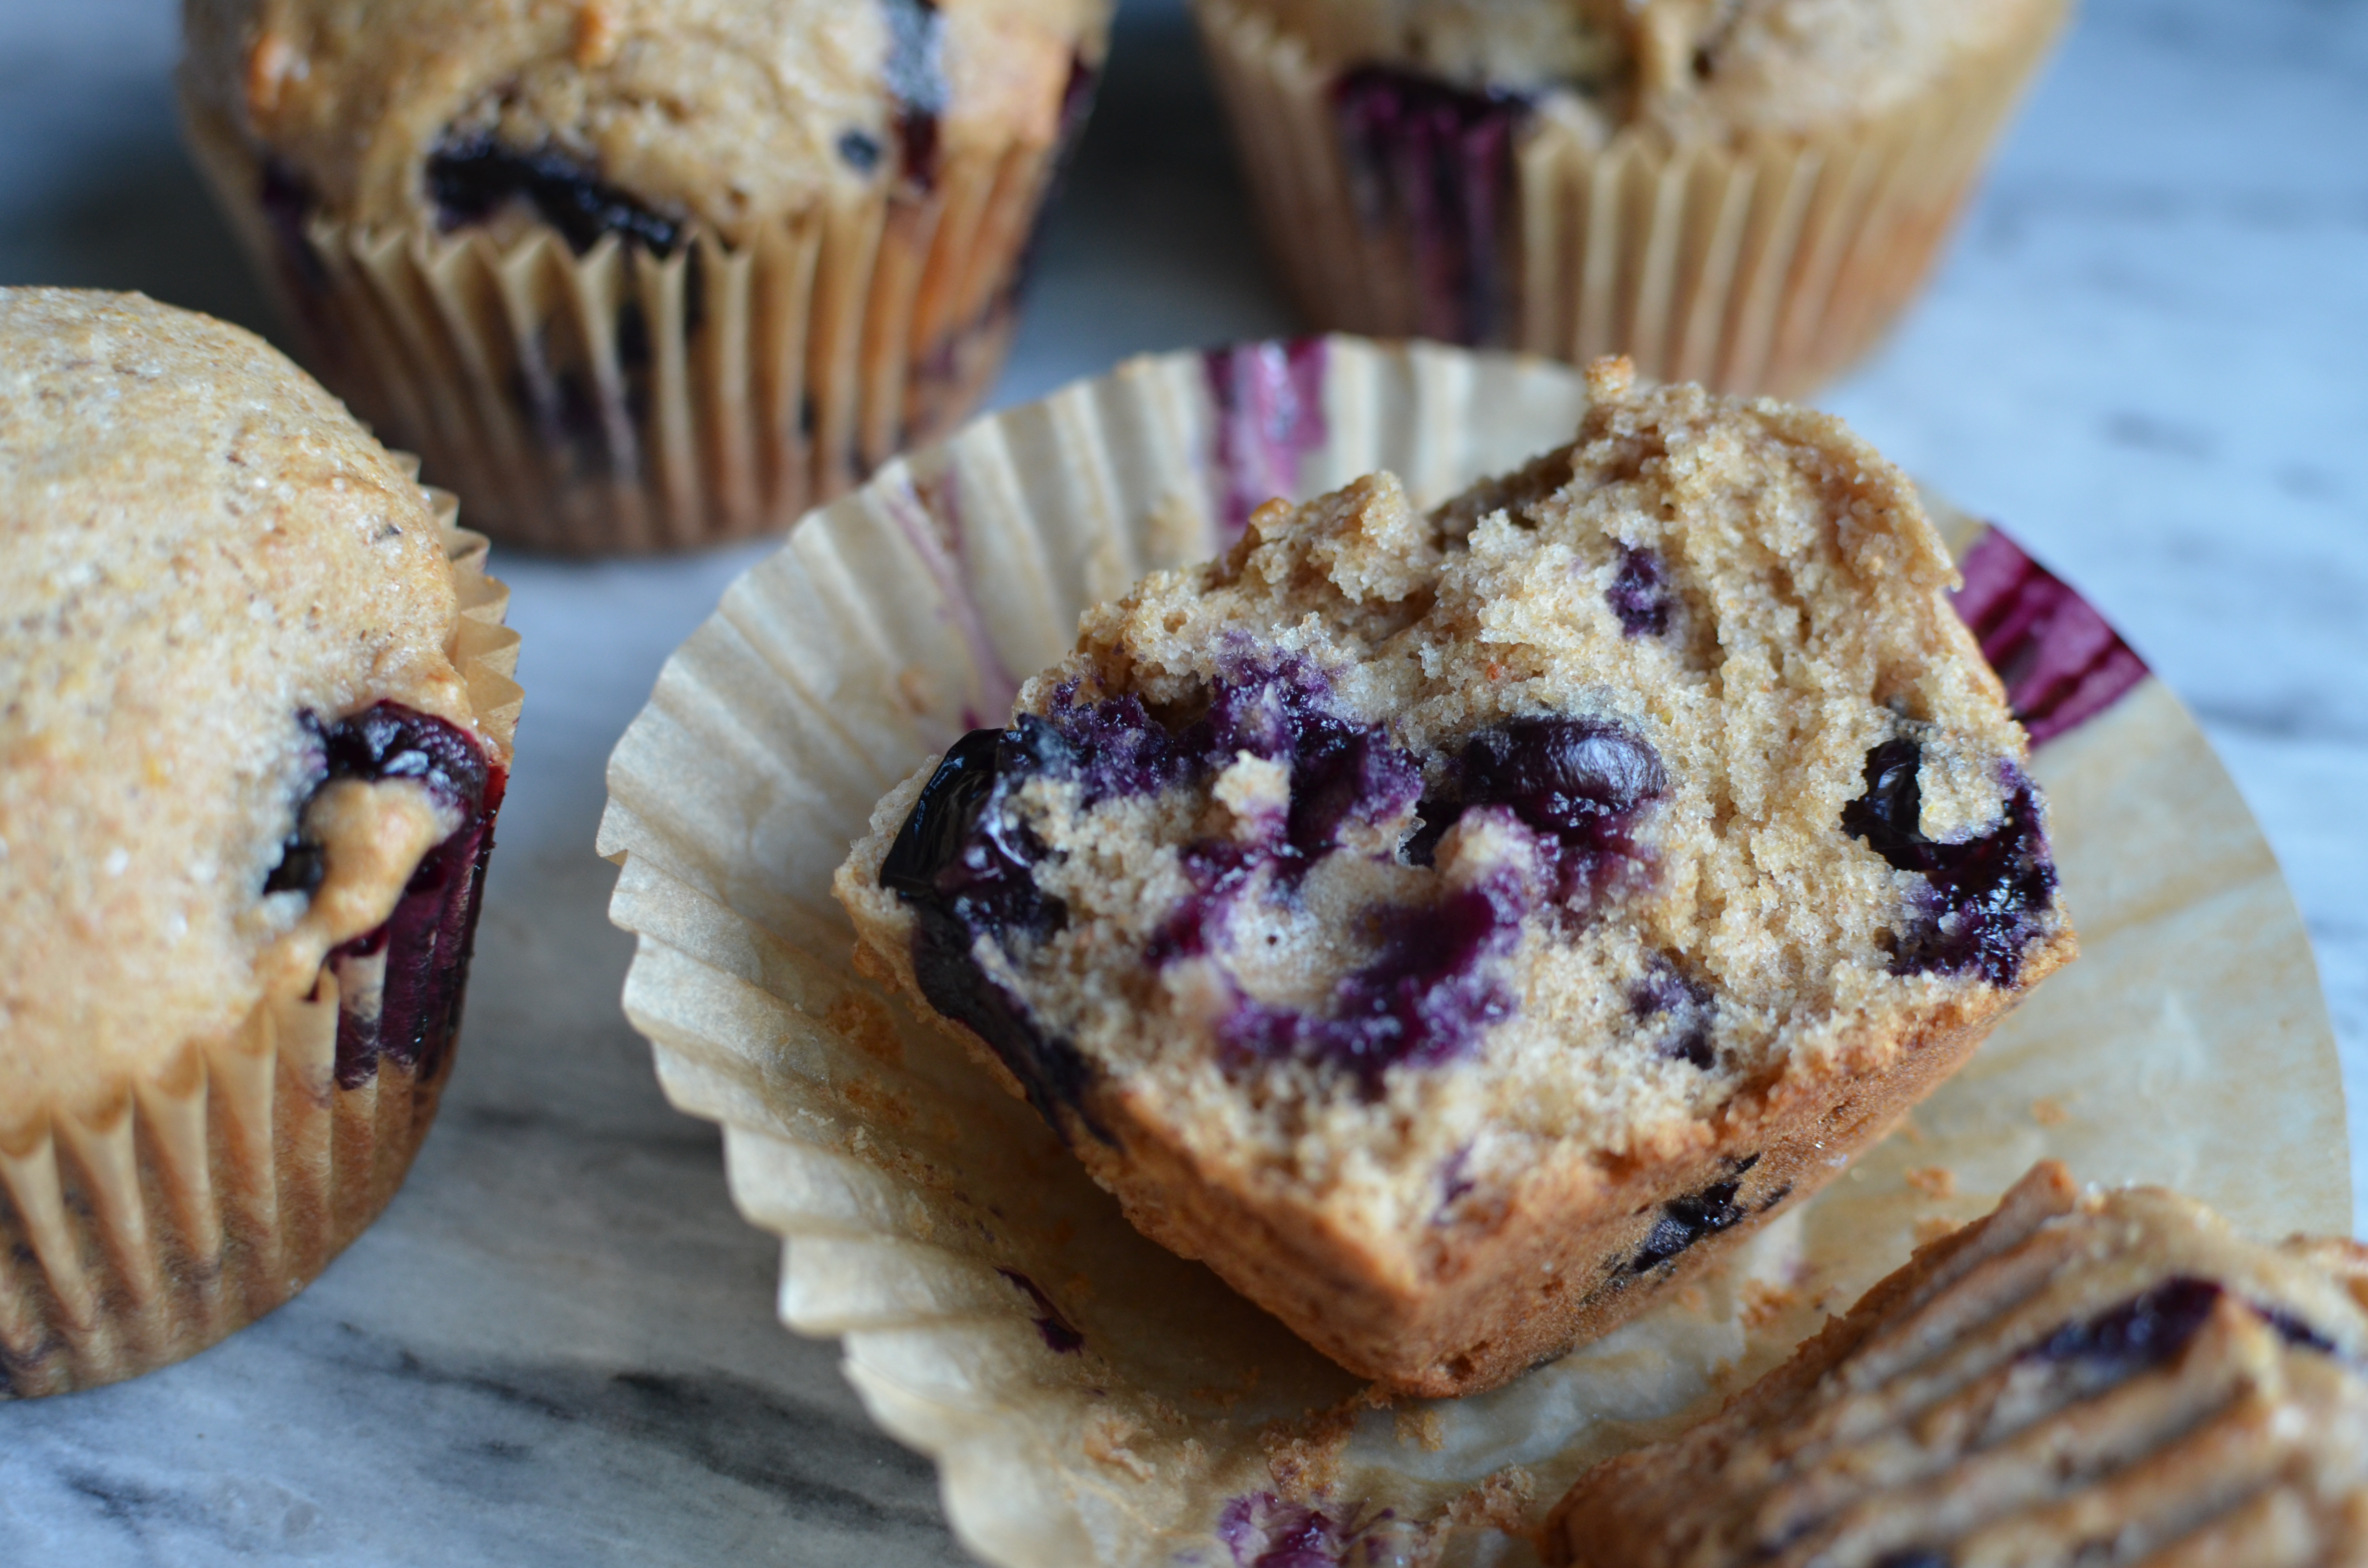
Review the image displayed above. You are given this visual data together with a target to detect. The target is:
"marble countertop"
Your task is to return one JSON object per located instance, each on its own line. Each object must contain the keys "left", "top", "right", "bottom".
{"left": 2, "top": 0, "right": 2363, "bottom": 1562}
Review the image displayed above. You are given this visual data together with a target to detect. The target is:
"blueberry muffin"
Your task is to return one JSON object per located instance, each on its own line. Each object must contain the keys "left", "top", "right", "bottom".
{"left": 181, "top": 0, "right": 1114, "bottom": 553}
{"left": 1194, "top": 0, "right": 2068, "bottom": 394}
{"left": 0, "top": 289, "right": 520, "bottom": 1397}
{"left": 834, "top": 358, "right": 2074, "bottom": 1396}
{"left": 1548, "top": 1161, "right": 2368, "bottom": 1567}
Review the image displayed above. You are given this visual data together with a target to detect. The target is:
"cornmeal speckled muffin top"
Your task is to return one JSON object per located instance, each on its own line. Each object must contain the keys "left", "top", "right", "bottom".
{"left": 1240, "top": 0, "right": 2056, "bottom": 138}
{"left": 0, "top": 289, "right": 498, "bottom": 1120}
{"left": 182, "top": 0, "right": 1113, "bottom": 245}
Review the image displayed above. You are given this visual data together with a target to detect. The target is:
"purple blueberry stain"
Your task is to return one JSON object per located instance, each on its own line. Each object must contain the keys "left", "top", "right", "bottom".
{"left": 1331, "top": 67, "right": 1529, "bottom": 345}
{"left": 995, "top": 1269, "right": 1084, "bottom": 1354}
{"left": 2257, "top": 1304, "right": 2341, "bottom": 1358}
{"left": 1628, "top": 1155, "right": 1758, "bottom": 1274}
{"left": 1205, "top": 340, "right": 1329, "bottom": 537}
{"left": 1842, "top": 738, "right": 2058, "bottom": 988}
{"left": 1218, "top": 1493, "right": 1394, "bottom": 1568}
{"left": 427, "top": 133, "right": 686, "bottom": 256}
{"left": 2031, "top": 1276, "right": 2224, "bottom": 1371}
{"left": 1631, "top": 960, "right": 1715, "bottom": 1070}
{"left": 883, "top": 0, "right": 948, "bottom": 187}
{"left": 258, "top": 158, "right": 331, "bottom": 296}
{"left": 1952, "top": 530, "right": 2148, "bottom": 747}
{"left": 269, "top": 703, "right": 504, "bottom": 1091}
{"left": 1217, "top": 873, "right": 1523, "bottom": 1091}
{"left": 1606, "top": 546, "right": 1673, "bottom": 637}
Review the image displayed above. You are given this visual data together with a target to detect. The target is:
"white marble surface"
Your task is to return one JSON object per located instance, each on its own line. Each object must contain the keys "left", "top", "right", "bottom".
{"left": 1, "top": 0, "right": 2364, "bottom": 1561}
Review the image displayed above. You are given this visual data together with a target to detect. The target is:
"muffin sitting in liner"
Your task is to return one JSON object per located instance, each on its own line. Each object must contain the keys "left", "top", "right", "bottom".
{"left": 835, "top": 357, "right": 2075, "bottom": 1396}
{"left": 180, "top": 0, "right": 1114, "bottom": 554}
{"left": 1193, "top": 0, "right": 2069, "bottom": 395}
{"left": 1548, "top": 1160, "right": 2368, "bottom": 1566}
{"left": 0, "top": 288, "right": 520, "bottom": 1397}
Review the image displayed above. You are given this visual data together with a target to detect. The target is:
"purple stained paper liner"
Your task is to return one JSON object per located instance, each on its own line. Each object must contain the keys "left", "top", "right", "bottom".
{"left": 601, "top": 337, "right": 2342, "bottom": 1568}
{"left": 0, "top": 496, "right": 521, "bottom": 1400}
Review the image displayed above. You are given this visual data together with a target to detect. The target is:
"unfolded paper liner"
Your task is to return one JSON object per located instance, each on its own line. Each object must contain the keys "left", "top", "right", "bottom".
{"left": 1192, "top": 0, "right": 2068, "bottom": 398}
{"left": 0, "top": 476, "right": 523, "bottom": 1400}
{"left": 184, "top": 98, "right": 1076, "bottom": 556}
{"left": 599, "top": 337, "right": 2345, "bottom": 1567}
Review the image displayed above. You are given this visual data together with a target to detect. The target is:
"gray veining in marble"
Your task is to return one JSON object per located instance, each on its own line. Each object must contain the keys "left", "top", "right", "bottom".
{"left": 1, "top": 0, "right": 2364, "bottom": 1561}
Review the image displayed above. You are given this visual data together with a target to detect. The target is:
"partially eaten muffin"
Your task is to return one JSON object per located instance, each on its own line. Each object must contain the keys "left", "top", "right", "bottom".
{"left": 835, "top": 359, "right": 2074, "bottom": 1396}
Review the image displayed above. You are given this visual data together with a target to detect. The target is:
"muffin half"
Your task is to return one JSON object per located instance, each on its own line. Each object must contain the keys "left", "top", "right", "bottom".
{"left": 835, "top": 359, "right": 2074, "bottom": 1395}
{"left": 0, "top": 289, "right": 521, "bottom": 1397}
{"left": 181, "top": 0, "right": 1114, "bottom": 553}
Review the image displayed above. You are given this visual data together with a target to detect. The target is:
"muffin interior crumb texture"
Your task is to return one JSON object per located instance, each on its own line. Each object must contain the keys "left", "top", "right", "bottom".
{"left": 839, "top": 361, "right": 2067, "bottom": 1260}
{"left": 0, "top": 288, "right": 495, "bottom": 1120}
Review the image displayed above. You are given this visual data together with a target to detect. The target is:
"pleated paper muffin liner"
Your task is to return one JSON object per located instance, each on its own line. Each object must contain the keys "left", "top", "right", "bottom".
{"left": 183, "top": 96, "right": 1087, "bottom": 556}
{"left": 601, "top": 338, "right": 2343, "bottom": 1567}
{"left": 0, "top": 478, "right": 522, "bottom": 1400}
{"left": 1192, "top": 0, "right": 2068, "bottom": 397}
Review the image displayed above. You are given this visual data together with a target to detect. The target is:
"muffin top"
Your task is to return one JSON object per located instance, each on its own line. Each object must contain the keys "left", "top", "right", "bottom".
{"left": 0, "top": 289, "right": 500, "bottom": 1123}
{"left": 1241, "top": 0, "right": 2055, "bottom": 137}
{"left": 183, "top": 0, "right": 1113, "bottom": 245}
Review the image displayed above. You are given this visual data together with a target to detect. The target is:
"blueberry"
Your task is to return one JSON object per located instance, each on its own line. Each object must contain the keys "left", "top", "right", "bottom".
{"left": 1628, "top": 1157, "right": 1759, "bottom": 1273}
{"left": 1410, "top": 716, "right": 1666, "bottom": 895}
{"left": 1606, "top": 546, "right": 1673, "bottom": 637}
{"left": 265, "top": 703, "right": 501, "bottom": 1090}
{"left": 1462, "top": 718, "right": 1666, "bottom": 834}
{"left": 1630, "top": 961, "right": 1715, "bottom": 1070}
{"left": 2030, "top": 1276, "right": 2222, "bottom": 1370}
{"left": 837, "top": 129, "right": 884, "bottom": 175}
{"left": 1842, "top": 739, "right": 2058, "bottom": 987}
{"left": 881, "top": 723, "right": 1107, "bottom": 1141}
{"left": 427, "top": 133, "right": 685, "bottom": 256}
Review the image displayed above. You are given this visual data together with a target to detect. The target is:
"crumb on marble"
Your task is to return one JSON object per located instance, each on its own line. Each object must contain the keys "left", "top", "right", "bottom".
{"left": 1905, "top": 1165, "right": 1958, "bottom": 1200}
{"left": 1741, "top": 1279, "right": 1798, "bottom": 1331}
{"left": 1083, "top": 1412, "right": 1155, "bottom": 1480}
{"left": 1395, "top": 1406, "right": 1447, "bottom": 1451}
{"left": 1444, "top": 1465, "right": 1536, "bottom": 1531}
